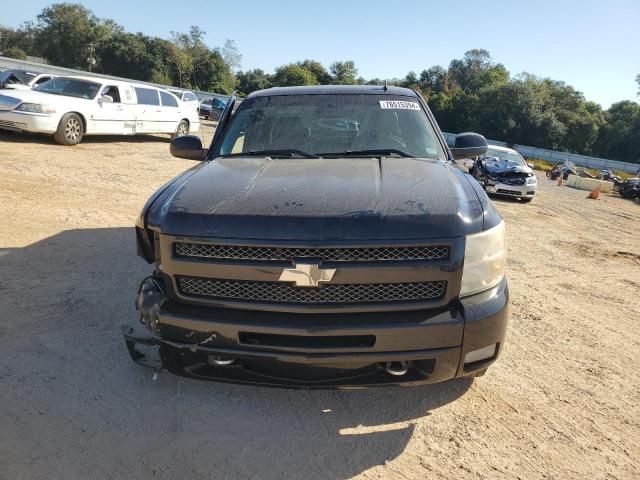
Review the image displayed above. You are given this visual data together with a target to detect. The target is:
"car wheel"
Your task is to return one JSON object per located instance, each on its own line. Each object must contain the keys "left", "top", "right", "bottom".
{"left": 172, "top": 119, "right": 189, "bottom": 139}
{"left": 521, "top": 197, "right": 533, "bottom": 203}
{"left": 54, "top": 113, "right": 83, "bottom": 145}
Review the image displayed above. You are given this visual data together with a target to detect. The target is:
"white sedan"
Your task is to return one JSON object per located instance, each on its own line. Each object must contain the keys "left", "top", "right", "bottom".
{"left": 0, "top": 76, "right": 200, "bottom": 145}
{"left": 469, "top": 145, "right": 538, "bottom": 202}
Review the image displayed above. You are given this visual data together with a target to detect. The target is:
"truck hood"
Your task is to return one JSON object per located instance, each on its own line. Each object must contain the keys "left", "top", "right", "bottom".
{"left": 147, "top": 157, "right": 489, "bottom": 241}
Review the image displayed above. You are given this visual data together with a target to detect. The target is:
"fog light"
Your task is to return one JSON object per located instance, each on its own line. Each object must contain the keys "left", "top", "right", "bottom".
{"left": 464, "top": 344, "right": 497, "bottom": 364}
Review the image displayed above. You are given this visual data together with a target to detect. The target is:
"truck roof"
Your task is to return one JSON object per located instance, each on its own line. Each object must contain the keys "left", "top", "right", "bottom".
{"left": 247, "top": 85, "right": 419, "bottom": 98}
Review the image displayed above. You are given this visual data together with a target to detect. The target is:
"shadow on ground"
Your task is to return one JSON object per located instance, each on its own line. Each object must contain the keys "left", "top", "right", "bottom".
{"left": 0, "top": 228, "right": 472, "bottom": 479}
{"left": 0, "top": 130, "right": 170, "bottom": 144}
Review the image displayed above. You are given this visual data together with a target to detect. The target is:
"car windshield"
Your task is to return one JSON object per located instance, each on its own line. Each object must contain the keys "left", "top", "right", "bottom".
{"left": 33, "top": 77, "right": 101, "bottom": 99}
{"left": 217, "top": 94, "right": 445, "bottom": 159}
{"left": 483, "top": 148, "right": 525, "bottom": 166}
{"left": 0, "top": 70, "right": 37, "bottom": 85}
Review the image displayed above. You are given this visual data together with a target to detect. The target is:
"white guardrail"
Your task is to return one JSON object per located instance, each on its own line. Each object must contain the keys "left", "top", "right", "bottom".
{"left": 442, "top": 132, "right": 640, "bottom": 174}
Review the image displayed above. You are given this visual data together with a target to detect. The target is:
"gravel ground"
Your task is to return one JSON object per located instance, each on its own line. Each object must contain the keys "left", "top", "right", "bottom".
{"left": 1, "top": 124, "right": 639, "bottom": 480}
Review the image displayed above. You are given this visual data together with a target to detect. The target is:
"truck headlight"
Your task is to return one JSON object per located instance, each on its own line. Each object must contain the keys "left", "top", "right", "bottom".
{"left": 460, "top": 221, "right": 506, "bottom": 297}
{"left": 15, "top": 103, "right": 56, "bottom": 115}
{"left": 526, "top": 175, "right": 537, "bottom": 185}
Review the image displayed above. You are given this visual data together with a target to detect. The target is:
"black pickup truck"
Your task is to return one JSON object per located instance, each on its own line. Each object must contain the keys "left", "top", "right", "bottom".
{"left": 125, "top": 85, "right": 509, "bottom": 388}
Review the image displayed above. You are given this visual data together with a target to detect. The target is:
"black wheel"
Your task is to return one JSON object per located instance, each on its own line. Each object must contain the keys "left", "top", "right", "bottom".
{"left": 54, "top": 113, "right": 83, "bottom": 145}
{"left": 172, "top": 119, "right": 189, "bottom": 139}
{"left": 208, "top": 110, "right": 220, "bottom": 122}
{"left": 521, "top": 197, "right": 533, "bottom": 203}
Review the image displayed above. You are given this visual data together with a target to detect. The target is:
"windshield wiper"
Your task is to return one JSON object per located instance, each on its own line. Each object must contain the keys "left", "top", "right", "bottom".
{"left": 318, "top": 149, "right": 413, "bottom": 158}
{"left": 220, "top": 149, "right": 319, "bottom": 159}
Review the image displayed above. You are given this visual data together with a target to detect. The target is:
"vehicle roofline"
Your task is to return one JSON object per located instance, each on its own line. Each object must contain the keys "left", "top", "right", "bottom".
{"left": 245, "top": 85, "right": 419, "bottom": 99}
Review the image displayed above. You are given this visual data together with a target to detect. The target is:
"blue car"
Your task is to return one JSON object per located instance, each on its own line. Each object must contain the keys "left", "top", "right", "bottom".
{"left": 198, "top": 97, "right": 227, "bottom": 121}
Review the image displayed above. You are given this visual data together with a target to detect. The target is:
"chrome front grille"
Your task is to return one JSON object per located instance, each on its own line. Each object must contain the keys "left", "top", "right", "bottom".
{"left": 174, "top": 242, "right": 450, "bottom": 263}
{"left": 176, "top": 276, "right": 447, "bottom": 305}
{"left": 0, "top": 120, "right": 27, "bottom": 129}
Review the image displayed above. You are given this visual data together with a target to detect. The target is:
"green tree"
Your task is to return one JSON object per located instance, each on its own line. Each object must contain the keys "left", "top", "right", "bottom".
{"left": 32, "top": 3, "right": 118, "bottom": 68}
{"left": 3, "top": 46, "right": 27, "bottom": 60}
{"left": 595, "top": 101, "right": 640, "bottom": 162}
{"left": 448, "top": 49, "right": 508, "bottom": 93}
{"left": 296, "top": 59, "right": 331, "bottom": 84}
{"left": 330, "top": 60, "right": 358, "bottom": 84}
{"left": 237, "top": 69, "right": 272, "bottom": 95}
{"left": 473, "top": 80, "right": 566, "bottom": 149}
{"left": 272, "top": 64, "right": 319, "bottom": 86}
{"left": 169, "top": 27, "right": 235, "bottom": 92}
{"left": 98, "top": 32, "right": 161, "bottom": 81}
{"left": 419, "top": 66, "right": 448, "bottom": 95}
{"left": 193, "top": 48, "right": 235, "bottom": 93}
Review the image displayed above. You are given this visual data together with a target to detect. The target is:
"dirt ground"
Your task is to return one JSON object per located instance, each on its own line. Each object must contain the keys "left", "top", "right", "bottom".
{"left": 1, "top": 124, "right": 639, "bottom": 480}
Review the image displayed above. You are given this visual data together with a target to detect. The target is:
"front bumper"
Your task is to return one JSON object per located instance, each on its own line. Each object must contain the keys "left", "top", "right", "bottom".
{"left": 485, "top": 181, "right": 537, "bottom": 198}
{"left": 0, "top": 111, "right": 59, "bottom": 134}
{"left": 123, "top": 277, "right": 509, "bottom": 388}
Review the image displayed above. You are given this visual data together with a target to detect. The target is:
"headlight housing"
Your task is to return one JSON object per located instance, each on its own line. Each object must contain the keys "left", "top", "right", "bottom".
{"left": 460, "top": 221, "right": 506, "bottom": 297}
{"left": 15, "top": 103, "right": 56, "bottom": 114}
{"left": 526, "top": 175, "right": 537, "bottom": 185}
{"left": 135, "top": 210, "right": 156, "bottom": 264}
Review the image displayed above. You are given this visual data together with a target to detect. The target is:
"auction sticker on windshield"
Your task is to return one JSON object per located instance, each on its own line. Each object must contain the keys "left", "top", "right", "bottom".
{"left": 379, "top": 100, "right": 421, "bottom": 110}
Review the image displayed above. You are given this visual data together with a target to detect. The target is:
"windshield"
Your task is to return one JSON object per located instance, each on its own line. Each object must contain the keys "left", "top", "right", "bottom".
{"left": 217, "top": 94, "right": 445, "bottom": 159}
{"left": 0, "top": 70, "right": 37, "bottom": 85}
{"left": 33, "top": 77, "right": 101, "bottom": 99}
{"left": 483, "top": 148, "right": 526, "bottom": 166}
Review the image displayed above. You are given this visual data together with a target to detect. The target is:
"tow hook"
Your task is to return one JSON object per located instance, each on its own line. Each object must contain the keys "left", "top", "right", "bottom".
{"left": 208, "top": 356, "right": 236, "bottom": 366}
{"left": 384, "top": 361, "right": 409, "bottom": 376}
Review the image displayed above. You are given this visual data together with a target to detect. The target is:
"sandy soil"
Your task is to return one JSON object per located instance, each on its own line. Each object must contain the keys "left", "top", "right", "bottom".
{"left": 0, "top": 124, "right": 639, "bottom": 480}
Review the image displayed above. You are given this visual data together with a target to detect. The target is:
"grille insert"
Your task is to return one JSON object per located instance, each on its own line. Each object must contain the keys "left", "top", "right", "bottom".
{"left": 496, "top": 188, "right": 522, "bottom": 195}
{"left": 177, "top": 276, "right": 446, "bottom": 305}
{"left": 174, "top": 243, "right": 450, "bottom": 263}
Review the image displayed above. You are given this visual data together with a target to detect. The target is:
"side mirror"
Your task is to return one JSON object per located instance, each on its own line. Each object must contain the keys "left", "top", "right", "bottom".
{"left": 170, "top": 135, "right": 206, "bottom": 160}
{"left": 450, "top": 132, "right": 488, "bottom": 160}
{"left": 527, "top": 163, "right": 535, "bottom": 169}
{"left": 100, "top": 94, "right": 114, "bottom": 104}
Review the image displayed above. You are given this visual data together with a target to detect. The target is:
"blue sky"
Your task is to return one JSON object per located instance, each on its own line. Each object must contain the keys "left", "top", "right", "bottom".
{"left": 4, "top": 0, "right": 639, "bottom": 107}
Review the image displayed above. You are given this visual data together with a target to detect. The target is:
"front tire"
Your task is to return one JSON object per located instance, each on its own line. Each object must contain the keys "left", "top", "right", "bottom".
{"left": 521, "top": 197, "right": 534, "bottom": 203}
{"left": 54, "top": 113, "right": 83, "bottom": 145}
{"left": 171, "top": 119, "right": 189, "bottom": 139}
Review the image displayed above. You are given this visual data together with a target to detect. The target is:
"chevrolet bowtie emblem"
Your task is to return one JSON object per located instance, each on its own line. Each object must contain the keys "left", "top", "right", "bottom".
{"left": 279, "top": 261, "right": 336, "bottom": 287}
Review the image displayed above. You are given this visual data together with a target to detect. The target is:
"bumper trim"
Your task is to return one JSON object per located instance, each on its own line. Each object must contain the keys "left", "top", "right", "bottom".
{"left": 123, "top": 324, "right": 460, "bottom": 366}
{"left": 122, "top": 324, "right": 462, "bottom": 388}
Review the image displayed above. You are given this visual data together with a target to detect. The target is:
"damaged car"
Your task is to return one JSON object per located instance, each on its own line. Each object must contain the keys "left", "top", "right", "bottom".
{"left": 470, "top": 145, "right": 537, "bottom": 202}
{"left": 125, "top": 85, "right": 510, "bottom": 388}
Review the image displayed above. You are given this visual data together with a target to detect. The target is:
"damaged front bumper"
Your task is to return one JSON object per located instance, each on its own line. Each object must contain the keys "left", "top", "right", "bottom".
{"left": 484, "top": 180, "right": 537, "bottom": 198}
{"left": 122, "top": 276, "right": 509, "bottom": 389}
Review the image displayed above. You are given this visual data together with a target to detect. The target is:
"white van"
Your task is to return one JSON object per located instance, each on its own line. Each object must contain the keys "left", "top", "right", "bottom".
{"left": 0, "top": 76, "right": 200, "bottom": 145}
